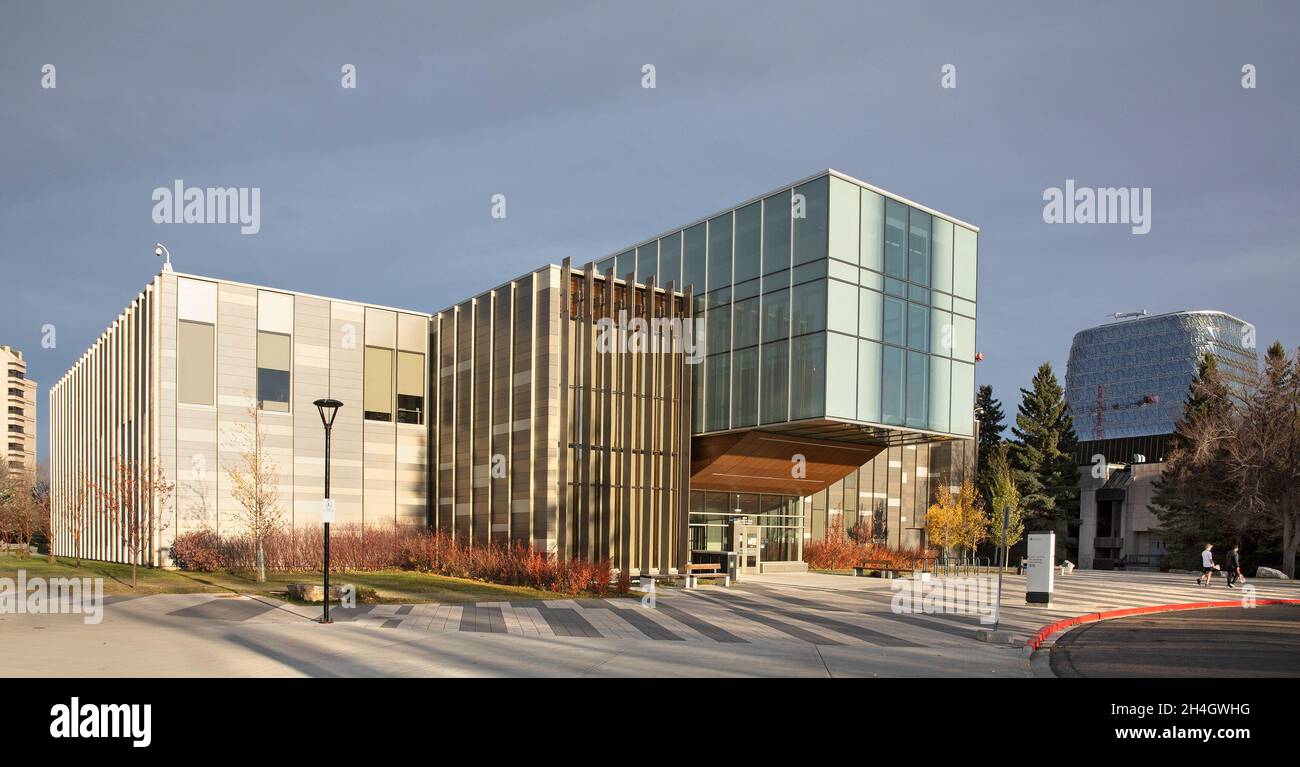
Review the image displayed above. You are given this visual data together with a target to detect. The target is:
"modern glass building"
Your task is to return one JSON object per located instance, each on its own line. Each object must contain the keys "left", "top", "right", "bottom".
{"left": 593, "top": 170, "right": 979, "bottom": 567}
{"left": 50, "top": 170, "right": 980, "bottom": 575}
{"left": 1065, "top": 310, "right": 1256, "bottom": 462}
{"left": 1065, "top": 310, "right": 1256, "bottom": 568}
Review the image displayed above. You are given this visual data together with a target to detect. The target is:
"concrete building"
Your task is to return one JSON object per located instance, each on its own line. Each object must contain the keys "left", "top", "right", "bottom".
{"left": 2, "top": 345, "right": 38, "bottom": 473}
{"left": 50, "top": 169, "right": 979, "bottom": 575}
{"left": 1065, "top": 310, "right": 1256, "bottom": 569}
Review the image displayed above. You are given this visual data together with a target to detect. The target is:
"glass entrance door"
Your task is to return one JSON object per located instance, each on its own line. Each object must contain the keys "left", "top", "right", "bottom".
{"left": 735, "top": 524, "right": 762, "bottom": 575}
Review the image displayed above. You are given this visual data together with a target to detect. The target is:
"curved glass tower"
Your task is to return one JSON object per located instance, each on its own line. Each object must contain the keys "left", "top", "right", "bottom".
{"left": 1065, "top": 310, "right": 1256, "bottom": 444}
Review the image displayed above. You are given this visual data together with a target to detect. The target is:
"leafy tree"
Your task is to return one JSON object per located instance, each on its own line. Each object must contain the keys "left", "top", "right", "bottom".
{"left": 986, "top": 443, "right": 1025, "bottom": 565}
{"left": 1010, "top": 362, "right": 1079, "bottom": 557}
{"left": 927, "top": 479, "right": 987, "bottom": 557}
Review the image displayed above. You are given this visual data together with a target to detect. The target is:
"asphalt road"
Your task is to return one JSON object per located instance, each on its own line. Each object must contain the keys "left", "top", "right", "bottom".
{"left": 1050, "top": 604, "right": 1300, "bottom": 678}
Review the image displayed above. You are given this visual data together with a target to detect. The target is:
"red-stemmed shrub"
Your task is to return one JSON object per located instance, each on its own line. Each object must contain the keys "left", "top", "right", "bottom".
{"left": 803, "top": 519, "right": 931, "bottom": 572}
{"left": 168, "top": 524, "right": 615, "bottom": 595}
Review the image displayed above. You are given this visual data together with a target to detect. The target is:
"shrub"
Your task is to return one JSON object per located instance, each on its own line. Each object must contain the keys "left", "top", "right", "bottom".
{"left": 803, "top": 519, "right": 929, "bottom": 572}
{"left": 169, "top": 524, "right": 616, "bottom": 595}
{"left": 170, "top": 530, "right": 223, "bottom": 572}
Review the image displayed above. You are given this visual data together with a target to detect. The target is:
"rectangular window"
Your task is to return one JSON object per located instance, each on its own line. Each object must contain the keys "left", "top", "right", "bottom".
{"left": 706, "top": 288, "right": 732, "bottom": 356}
{"left": 907, "top": 303, "right": 929, "bottom": 352}
{"left": 791, "top": 280, "right": 827, "bottom": 335}
{"left": 954, "top": 226, "right": 978, "bottom": 300}
{"left": 827, "top": 279, "right": 858, "bottom": 335}
{"left": 178, "top": 320, "right": 215, "bottom": 406}
{"left": 929, "top": 356, "right": 951, "bottom": 433}
{"left": 397, "top": 350, "right": 425, "bottom": 424}
{"left": 705, "top": 354, "right": 730, "bottom": 431}
{"left": 859, "top": 289, "right": 883, "bottom": 340}
{"left": 659, "top": 232, "right": 682, "bottom": 287}
{"left": 734, "top": 201, "right": 762, "bottom": 283}
{"left": 828, "top": 176, "right": 859, "bottom": 265}
{"left": 762, "top": 190, "right": 791, "bottom": 275}
{"left": 883, "top": 296, "right": 906, "bottom": 346}
{"left": 882, "top": 345, "right": 904, "bottom": 425}
{"left": 793, "top": 176, "right": 828, "bottom": 265}
{"left": 256, "top": 331, "right": 291, "bottom": 412}
{"left": 860, "top": 190, "right": 884, "bottom": 272}
{"left": 858, "top": 339, "right": 882, "bottom": 422}
{"left": 614, "top": 250, "right": 634, "bottom": 280}
{"left": 683, "top": 223, "right": 707, "bottom": 293}
{"left": 762, "top": 289, "right": 789, "bottom": 344}
{"left": 731, "top": 346, "right": 758, "bottom": 428}
{"left": 636, "top": 242, "right": 657, "bottom": 284}
{"left": 759, "top": 340, "right": 789, "bottom": 424}
{"left": 364, "top": 346, "right": 393, "bottom": 422}
{"left": 826, "top": 332, "right": 857, "bottom": 419}
{"left": 707, "top": 212, "right": 733, "bottom": 292}
{"left": 931, "top": 218, "right": 954, "bottom": 294}
{"left": 906, "top": 351, "right": 928, "bottom": 429}
{"left": 908, "top": 208, "right": 931, "bottom": 285}
{"left": 733, "top": 296, "right": 760, "bottom": 349}
{"left": 790, "top": 334, "right": 826, "bottom": 419}
{"left": 884, "top": 199, "right": 907, "bottom": 279}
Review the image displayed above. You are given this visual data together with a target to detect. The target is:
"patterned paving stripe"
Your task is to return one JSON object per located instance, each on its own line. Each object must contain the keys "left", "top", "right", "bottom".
{"left": 678, "top": 592, "right": 850, "bottom": 646}
{"left": 511, "top": 602, "right": 603, "bottom": 638}
{"left": 381, "top": 619, "right": 404, "bottom": 629}
{"left": 642, "top": 601, "right": 749, "bottom": 643}
{"left": 167, "top": 598, "right": 278, "bottom": 622}
{"left": 576, "top": 600, "right": 684, "bottom": 641}
{"left": 688, "top": 590, "right": 923, "bottom": 647}
{"left": 395, "top": 605, "right": 414, "bottom": 616}
{"left": 458, "top": 605, "right": 508, "bottom": 634}
{"left": 740, "top": 586, "right": 996, "bottom": 637}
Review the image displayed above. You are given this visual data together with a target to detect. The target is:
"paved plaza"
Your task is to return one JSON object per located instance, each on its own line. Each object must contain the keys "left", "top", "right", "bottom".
{"left": 2, "top": 570, "right": 1296, "bottom": 677}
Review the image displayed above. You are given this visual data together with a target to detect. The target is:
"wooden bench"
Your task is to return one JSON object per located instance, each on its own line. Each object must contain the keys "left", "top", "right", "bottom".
{"left": 684, "top": 562, "right": 730, "bottom": 588}
{"left": 853, "top": 560, "right": 905, "bottom": 579}
{"left": 637, "top": 572, "right": 678, "bottom": 590}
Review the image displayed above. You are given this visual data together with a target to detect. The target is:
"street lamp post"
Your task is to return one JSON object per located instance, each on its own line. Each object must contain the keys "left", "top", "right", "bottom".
{"left": 313, "top": 398, "right": 342, "bottom": 624}
{"left": 993, "top": 504, "right": 1010, "bottom": 631}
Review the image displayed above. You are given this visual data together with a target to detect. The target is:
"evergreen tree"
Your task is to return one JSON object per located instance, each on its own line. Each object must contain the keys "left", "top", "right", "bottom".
{"left": 1010, "top": 363, "right": 1080, "bottom": 556}
{"left": 974, "top": 384, "right": 1007, "bottom": 510}
{"left": 1151, "top": 353, "right": 1236, "bottom": 567}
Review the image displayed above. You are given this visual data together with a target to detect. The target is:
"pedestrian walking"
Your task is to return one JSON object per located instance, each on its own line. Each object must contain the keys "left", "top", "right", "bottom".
{"left": 1226, "top": 544, "right": 1242, "bottom": 588}
{"left": 1196, "top": 543, "right": 1218, "bottom": 587}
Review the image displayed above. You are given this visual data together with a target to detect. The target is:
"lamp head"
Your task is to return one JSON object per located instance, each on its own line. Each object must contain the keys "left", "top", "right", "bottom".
{"left": 313, "top": 398, "right": 343, "bottom": 428}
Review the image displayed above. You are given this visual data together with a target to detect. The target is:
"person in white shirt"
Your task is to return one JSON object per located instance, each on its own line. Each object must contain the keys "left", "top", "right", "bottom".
{"left": 1196, "top": 543, "right": 1218, "bottom": 587}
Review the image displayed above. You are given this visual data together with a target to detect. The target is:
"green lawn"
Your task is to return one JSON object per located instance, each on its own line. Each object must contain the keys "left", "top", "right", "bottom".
{"left": 0, "top": 552, "right": 631, "bottom": 604}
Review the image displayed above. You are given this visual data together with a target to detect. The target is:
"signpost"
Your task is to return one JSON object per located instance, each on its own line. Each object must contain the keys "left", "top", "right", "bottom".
{"left": 1025, "top": 531, "right": 1056, "bottom": 605}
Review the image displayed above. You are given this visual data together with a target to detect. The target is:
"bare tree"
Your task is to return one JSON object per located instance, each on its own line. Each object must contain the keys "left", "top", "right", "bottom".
{"left": 96, "top": 458, "right": 175, "bottom": 588}
{"left": 225, "top": 403, "right": 287, "bottom": 583}
{"left": 0, "top": 465, "right": 48, "bottom": 560}
{"left": 64, "top": 474, "right": 93, "bottom": 567}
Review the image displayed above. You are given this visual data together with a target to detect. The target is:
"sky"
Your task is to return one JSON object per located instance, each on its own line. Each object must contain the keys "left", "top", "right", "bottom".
{"left": 2, "top": 1, "right": 1297, "bottom": 461}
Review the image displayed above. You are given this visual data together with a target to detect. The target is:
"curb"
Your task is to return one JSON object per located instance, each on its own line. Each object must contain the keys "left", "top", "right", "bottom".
{"left": 1026, "top": 597, "right": 1300, "bottom": 652}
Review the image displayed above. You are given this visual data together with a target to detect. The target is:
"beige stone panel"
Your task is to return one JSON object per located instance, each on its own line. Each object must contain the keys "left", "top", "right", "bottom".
{"left": 215, "top": 283, "right": 258, "bottom": 532}
{"left": 328, "top": 302, "right": 365, "bottom": 525}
